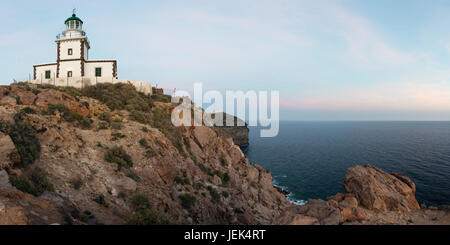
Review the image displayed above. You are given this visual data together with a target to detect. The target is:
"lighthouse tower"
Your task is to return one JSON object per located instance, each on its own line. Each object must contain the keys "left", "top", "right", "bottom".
{"left": 55, "top": 11, "right": 91, "bottom": 78}
{"left": 33, "top": 11, "right": 117, "bottom": 80}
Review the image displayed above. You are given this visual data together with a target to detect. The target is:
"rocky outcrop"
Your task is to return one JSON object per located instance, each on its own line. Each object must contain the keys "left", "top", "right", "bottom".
{"left": 209, "top": 112, "right": 249, "bottom": 147}
{"left": 0, "top": 133, "right": 19, "bottom": 169}
{"left": 275, "top": 164, "right": 449, "bottom": 225}
{"left": 343, "top": 165, "right": 420, "bottom": 212}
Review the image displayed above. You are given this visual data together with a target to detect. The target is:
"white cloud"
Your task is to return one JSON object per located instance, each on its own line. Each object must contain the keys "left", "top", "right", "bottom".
{"left": 320, "top": 2, "right": 415, "bottom": 69}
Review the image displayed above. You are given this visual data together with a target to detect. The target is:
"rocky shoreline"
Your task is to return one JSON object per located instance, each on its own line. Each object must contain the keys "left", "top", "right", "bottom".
{"left": 275, "top": 164, "right": 450, "bottom": 225}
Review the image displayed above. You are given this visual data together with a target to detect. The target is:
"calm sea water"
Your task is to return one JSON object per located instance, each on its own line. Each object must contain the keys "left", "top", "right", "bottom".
{"left": 244, "top": 121, "right": 450, "bottom": 206}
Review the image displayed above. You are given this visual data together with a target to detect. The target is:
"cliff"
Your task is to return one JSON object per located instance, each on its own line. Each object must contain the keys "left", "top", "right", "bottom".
{"left": 0, "top": 82, "right": 448, "bottom": 225}
{"left": 0, "top": 82, "right": 288, "bottom": 225}
{"left": 209, "top": 112, "right": 249, "bottom": 147}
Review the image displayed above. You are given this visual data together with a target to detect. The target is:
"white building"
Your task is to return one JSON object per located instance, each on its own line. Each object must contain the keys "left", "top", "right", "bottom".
{"left": 31, "top": 12, "right": 152, "bottom": 94}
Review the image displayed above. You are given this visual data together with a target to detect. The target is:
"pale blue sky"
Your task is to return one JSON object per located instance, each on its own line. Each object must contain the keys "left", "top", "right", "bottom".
{"left": 1, "top": 0, "right": 450, "bottom": 120}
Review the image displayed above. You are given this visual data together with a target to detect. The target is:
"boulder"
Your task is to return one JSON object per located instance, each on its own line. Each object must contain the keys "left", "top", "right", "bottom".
{"left": 0, "top": 96, "right": 17, "bottom": 106}
{"left": 113, "top": 177, "right": 137, "bottom": 195}
{"left": 0, "top": 132, "right": 19, "bottom": 169}
{"left": 297, "top": 199, "right": 342, "bottom": 225}
{"left": 0, "top": 170, "right": 11, "bottom": 189}
{"left": 339, "top": 195, "right": 358, "bottom": 209}
{"left": 343, "top": 165, "right": 420, "bottom": 212}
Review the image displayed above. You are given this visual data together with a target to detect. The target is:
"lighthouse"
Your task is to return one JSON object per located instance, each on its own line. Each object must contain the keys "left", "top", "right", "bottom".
{"left": 30, "top": 11, "right": 152, "bottom": 95}
{"left": 33, "top": 11, "right": 117, "bottom": 81}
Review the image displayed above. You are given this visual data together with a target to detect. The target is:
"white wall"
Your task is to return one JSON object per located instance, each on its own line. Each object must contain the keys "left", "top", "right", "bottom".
{"left": 59, "top": 60, "right": 82, "bottom": 78}
{"left": 60, "top": 39, "right": 82, "bottom": 60}
{"left": 35, "top": 64, "right": 57, "bottom": 80}
{"left": 85, "top": 62, "right": 115, "bottom": 78}
{"left": 27, "top": 78, "right": 153, "bottom": 95}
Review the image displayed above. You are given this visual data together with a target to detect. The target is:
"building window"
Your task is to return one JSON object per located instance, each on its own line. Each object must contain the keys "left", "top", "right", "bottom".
{"left": 68, "top": 49, "right": 73, "bottom": 55}
{"left": 95, "top": 67, "right": 102, "bottom": 77}
{"left": 45, "top": 70, "right": 51, "bottom": 79}
{"left": 67, "top": 71, "right": 73, "bottom": 77}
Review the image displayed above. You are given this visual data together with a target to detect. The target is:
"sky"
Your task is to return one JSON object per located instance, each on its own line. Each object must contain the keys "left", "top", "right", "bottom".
{"left": 1, "top": 0, "right": 450, "bottom": 120}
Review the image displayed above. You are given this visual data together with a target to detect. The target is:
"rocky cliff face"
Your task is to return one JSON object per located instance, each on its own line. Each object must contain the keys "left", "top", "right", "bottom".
{"left": 0, "top": 83, "right": 289, "bottom": 225}
{"left": 209, "top": 112, "right": 249, "bottom": 147}
{"left": 0, "top": 83, "right": 448, "bottom": 225}
{"left": 275, "top": 164, "right": 450, "bottom": 225}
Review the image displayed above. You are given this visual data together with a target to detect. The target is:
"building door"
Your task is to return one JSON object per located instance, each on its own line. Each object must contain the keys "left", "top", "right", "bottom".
{"left": 67, "top": 71, "right": 73, "bottom": 77}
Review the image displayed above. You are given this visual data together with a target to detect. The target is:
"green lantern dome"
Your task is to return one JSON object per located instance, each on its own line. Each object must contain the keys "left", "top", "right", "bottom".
{"left": 65, "top": 14, "right": 83, "bottom": 24}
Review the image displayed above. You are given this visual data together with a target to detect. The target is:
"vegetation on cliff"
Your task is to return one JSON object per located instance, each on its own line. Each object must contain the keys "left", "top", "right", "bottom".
{"left": 0, "top": 82, "right": 289, "bottom": 225}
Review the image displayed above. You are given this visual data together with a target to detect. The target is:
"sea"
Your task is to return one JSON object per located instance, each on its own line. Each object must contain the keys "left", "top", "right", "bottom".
{"left": 244, "top": 121, "right": 450, "bottom": 206}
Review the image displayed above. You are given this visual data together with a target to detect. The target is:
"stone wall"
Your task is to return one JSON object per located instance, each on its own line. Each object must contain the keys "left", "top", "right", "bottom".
{"left": 25, "top": 77, "right": 153, "bottom": 95}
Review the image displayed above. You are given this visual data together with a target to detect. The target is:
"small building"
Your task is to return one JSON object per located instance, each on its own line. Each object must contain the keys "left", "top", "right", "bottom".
{"left": 30, "top": 11, "right": 152, "bottom": 95}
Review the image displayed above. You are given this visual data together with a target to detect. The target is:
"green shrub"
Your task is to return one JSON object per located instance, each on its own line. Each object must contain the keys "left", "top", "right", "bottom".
{"left": 174, "top": 176, "right": 191, "bottom": 185}
{"left": 151, "top": 94, "right": 172, "bottom": 103}
{"left": 81, "top": 83, "right": 153, "bottom": 112}
{"left": 104, "top": 146, "right": 133, "bottom": 171}
{"left": 10, "top": 168, "right": 54, "bottom": 196}
{"left": 11, "top": 94, "right": 21, "bottom": 104}
{"left": 127, "top": 208, "right": 177, "bottom": 225}
{"left": 98, "top": 121, "right": 109, "bottom": 130}
{"left": 220, "top": 157, "right": 229, "bottom": 167}
{"left": 29, "top": 168, "right": 55, "bottom": 192}
{"left": 126, "top": 171, "right": 141, "bottom": 182}
{"left": 111, "top": 133, "right": 126, "bottom": 141}
{"left": 207, "top": 186, "right": 220, "bottom": 203}
{"left": 179, "top": 194, "right": 196, "bottom": 209}
{"left": 46, "top": 104, "right": 92, "bottom": 129}
{"left": 81, "top": 101, "right": 90, "bottom": 109}
{"left": 97, "top": 112, "right": 112, "bottom": 123}
{"left": 10, "top": 177, "right": 36, "bottom": 195}
{"left": 139, "top": 138, "right": 148, "bottom": 148}
{"left": 132, "top": 194, "right": 150, "bottom": 210}
{"left": 47, "top": 103, "right": 70, "bottom": 115}
{"left": 21, "top": 107, "right": 36, "bottom": 114}
{"left": 193, "top": 182, "right": 204, "bottom": 190}
{"left": 130, "top": 110, "right": 151, "bottom": 124}
{"left": 72, "top": 179, "right": 83, "bottom": 190}
{"left": 93, "top": 194, "right": 108, "bottom": 207}
{"left": 145, "top": 148, "right": 157, "bottom": 158}
{"left": 2, "top": 117, "right": 40, "bottom": 168}
{"left": 222, "top": 191, "right": 229, "bottom": 198}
